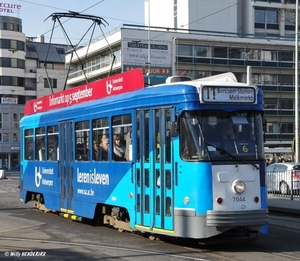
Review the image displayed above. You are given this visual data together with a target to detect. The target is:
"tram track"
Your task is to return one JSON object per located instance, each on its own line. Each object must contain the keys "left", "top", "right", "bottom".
{"left": 0, "top": 197, "right": 299, "bottom": 261}
{"left": 181, "top": 238, "right": 300, "bottom": 261}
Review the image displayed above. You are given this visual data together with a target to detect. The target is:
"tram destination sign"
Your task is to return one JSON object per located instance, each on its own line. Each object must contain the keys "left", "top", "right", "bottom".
{"left": 24, "top": 69, "right": 144, "bottom": 115}
{"left": 201, "top": 86, "right": 256, "bottom": 103}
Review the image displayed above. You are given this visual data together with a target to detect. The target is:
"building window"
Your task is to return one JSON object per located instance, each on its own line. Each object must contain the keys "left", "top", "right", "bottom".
{"left": 0, "top": 39, "right": 10, "bottom": 49}
{"left": 13, "top": 133, "right": 18, "bottom": 142}
{"left": 0, "top": 58, "right": 24, "bottom": 69}
{"left": 279, "top": 50, "right": 293, "bottom": 62}
{"left": 27, "top": 45, "right": 36, "bottom": 52}
{"left": 194, "top": 45, "right": 210, "bottom": 57}
{"left": 262, "top": 50, "right": 278, "bottom": 61}
{"left": 2, "top": 133, "right": 9, "bottom": 142}
{"left": 0, "top": 76, "right": 24, "bottom": 86}
{"left": 255, "top": 9, "right": 279, "bottom": 30}
{"left": 252, "top": 74, "right": 261, "bottom": 84}
{"left": 267, "top": 122, "right": 293, "bottom": 134}
{"left": 285, "top": 11, "right": 295, "bottom": 26}
{"left": 56, "top": 48, "right": 65, "bottom": 54}
{"left": 263, "top": 74, "right": 278, "bottom": 85}
{"left": 13, "top": 113, "right": 19, "bottom": 128}
{"left": 246, "top": 49, "right": 261, "bottom": 60}
{"left": 265, "top": 98, "right": 278, "bottom": 110}
{"left": 213, "top": 47, "right": 228, "bottom": 58}
{"left": 44, "top": 78, "right": 57, "bottom": 88}
{"left": 177, "top": 44, "right": 193, "bottom": 56}
{"left": 230, "top": 48, "right": 244, "bottom": 59}
{"left": 278, "top": 74, "right": 293, "bottom": 85}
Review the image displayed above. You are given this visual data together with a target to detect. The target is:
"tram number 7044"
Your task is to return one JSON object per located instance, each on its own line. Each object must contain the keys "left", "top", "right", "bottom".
{"left": 232, "top": 197, "right": 246, "bottom": 202}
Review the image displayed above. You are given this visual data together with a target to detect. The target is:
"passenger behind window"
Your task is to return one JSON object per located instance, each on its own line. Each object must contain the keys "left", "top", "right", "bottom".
{"left": 125, "top": 127, "right": 132, "bottom": 161}
{"left": 93, "top": 141, "right": 100, "bottom": 161}
{"left": 113, "top": 134, "right": 125, "bottom": 161}
{"left": 38, "top": 142, "right": 45, "bottom": 161}
{"left": 99, "top": 138, "right": 109, "bottom": 161}
{"left": 217, "top": 120, "right": 235, "bottom": 140}
{"left": 100, "top": 134, "right": 109, "bottom": 148}
{"left": 49, "top": 139, "right": 58, "bottom": 160}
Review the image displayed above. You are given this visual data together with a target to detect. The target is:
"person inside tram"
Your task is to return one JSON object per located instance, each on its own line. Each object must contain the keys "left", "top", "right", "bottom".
{"left": 92, "top": 140, "right": 100, "bottom": 161}
{"left": 125, "top": 127, "right": 132, "bottom": 161}
{"left": 217, "top": 120, "right": 235, "bottom": 140}
{"left": 100, "top": 134, "right": 109, "bottom": 148}
{"left": 113, "top": 134, "right": 125, "bottom": 161}
{"left": 38, "top": 141, "right": 46, "bottom": 161}
{"left": 99, "top": 138, "right": 109, "bottom": 161}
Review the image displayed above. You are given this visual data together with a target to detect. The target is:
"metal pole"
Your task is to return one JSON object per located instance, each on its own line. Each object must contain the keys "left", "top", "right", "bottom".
{"left": 147, "top": 0, "right": 151, "bottom": 86}
{"left": 295, "top": 0, "right": 299, "bottom": 162}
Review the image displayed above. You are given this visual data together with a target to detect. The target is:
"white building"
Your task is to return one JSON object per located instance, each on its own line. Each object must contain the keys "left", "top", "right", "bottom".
{"left": 0, "top": 15, "right": 68, "bottom": 169}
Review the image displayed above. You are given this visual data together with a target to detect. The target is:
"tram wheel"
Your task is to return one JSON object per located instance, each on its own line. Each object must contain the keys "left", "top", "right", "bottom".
{"left": 148, "top": 235, "right": 156, "bottom": 240}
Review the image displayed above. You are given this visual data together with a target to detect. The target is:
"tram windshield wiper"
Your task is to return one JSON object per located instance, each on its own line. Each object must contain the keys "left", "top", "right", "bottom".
{"left": 206, "top": 142, "right": 259, "bottom": 170}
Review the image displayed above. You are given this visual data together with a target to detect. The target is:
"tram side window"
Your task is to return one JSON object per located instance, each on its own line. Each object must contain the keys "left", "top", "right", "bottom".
{"left": 92, "top": 117, "right": 109, "bottom": 161}
{"left": 36, "top": 127, "right": 46, "bottom": 161}
{"left": 47, "top": 125, "right": 58, "bottom": 161}
{"left": 75, "top": 120, "right": 90, "bottom": 161}
{"left": 25, "top": 129, "right": 34, "bottom": 160}
{"left": 112, "top": 114, "right": 131, "bottom": 162}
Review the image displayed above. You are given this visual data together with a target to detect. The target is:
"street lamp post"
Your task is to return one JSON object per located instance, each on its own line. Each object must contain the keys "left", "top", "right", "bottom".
{"left": 295, "top": 0, "right": 299, "bottom": 162}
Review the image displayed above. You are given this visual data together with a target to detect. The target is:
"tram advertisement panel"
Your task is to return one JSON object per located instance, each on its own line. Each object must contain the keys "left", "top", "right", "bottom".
{"left": 24, "top": 68, "right": 144, "bottom": 115}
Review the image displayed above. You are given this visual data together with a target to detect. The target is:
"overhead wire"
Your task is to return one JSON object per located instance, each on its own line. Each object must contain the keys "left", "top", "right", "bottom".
{"left": 17, "top": 0, "right": 143, "bottom": 42}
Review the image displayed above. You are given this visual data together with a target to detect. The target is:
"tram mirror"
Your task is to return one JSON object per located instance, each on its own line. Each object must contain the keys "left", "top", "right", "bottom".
{"left": 263, "top": 118, "right": 267, "bottom": 132}
{"left": 263, "top": 118, "right": 267, "bottom": 143}
{"left": 170, "top": 122, "right": 178, "bottom": 137}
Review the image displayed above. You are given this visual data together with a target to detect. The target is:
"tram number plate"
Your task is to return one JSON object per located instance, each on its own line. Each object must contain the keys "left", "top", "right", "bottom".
{"left": 232, "top": 197, "right": 245, "bottom": 202}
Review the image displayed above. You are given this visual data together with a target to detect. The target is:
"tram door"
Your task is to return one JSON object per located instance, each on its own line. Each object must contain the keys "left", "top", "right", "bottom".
{"left": 59, "top": 120, "right": 74, "bottom": 212}
{"left": 135, "top": 108, "right": 174, "bottom": 232}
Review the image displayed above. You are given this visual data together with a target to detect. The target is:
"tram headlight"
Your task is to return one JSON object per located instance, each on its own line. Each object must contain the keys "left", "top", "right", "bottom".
{"left": 231, "top": 179, "right": 246, "bottom": 194}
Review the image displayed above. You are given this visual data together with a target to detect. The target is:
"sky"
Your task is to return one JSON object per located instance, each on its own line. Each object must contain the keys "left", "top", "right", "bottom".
{"left": 12, "top": 0, "right": 145, "bottom": 44}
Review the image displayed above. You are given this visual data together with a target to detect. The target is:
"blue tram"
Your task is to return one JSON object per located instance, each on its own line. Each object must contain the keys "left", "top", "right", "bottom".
{"left": 20, "top": 69, "right": 268, "bottom": 239}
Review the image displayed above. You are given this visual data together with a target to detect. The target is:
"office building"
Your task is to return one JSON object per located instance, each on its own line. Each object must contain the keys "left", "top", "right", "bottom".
{"left": 66, "top": 0, "right": 298, "bottom": 148}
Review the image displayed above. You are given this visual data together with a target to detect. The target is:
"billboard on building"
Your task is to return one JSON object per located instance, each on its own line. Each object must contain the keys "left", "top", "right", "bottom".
{"left": 1, "top": 97, "right": 18, "bottom": 104}
{"left": 123, "top": 39, "right": 172, "bottom": 66}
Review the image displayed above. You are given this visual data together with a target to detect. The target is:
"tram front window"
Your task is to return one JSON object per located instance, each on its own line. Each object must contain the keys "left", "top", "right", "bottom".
{"left": 179, "top": 111, "right": 264, "bottom": 161}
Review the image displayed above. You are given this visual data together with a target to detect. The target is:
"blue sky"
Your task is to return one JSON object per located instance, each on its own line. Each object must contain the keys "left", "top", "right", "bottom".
{"left": 15, "top": 0, "right": 145, "bottom": 44}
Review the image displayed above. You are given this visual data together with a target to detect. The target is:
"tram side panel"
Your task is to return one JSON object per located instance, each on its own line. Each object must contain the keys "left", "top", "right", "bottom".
{"left": 71, "top": 162, "right": 135, "bottom": 221}
{"left": 20, "top": 161, "right": 61, "bottom": 211}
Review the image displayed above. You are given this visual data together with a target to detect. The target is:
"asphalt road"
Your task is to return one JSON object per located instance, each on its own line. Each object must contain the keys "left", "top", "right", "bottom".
{"left": 1, "top": 173, "right": 300, "bottom": 261}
